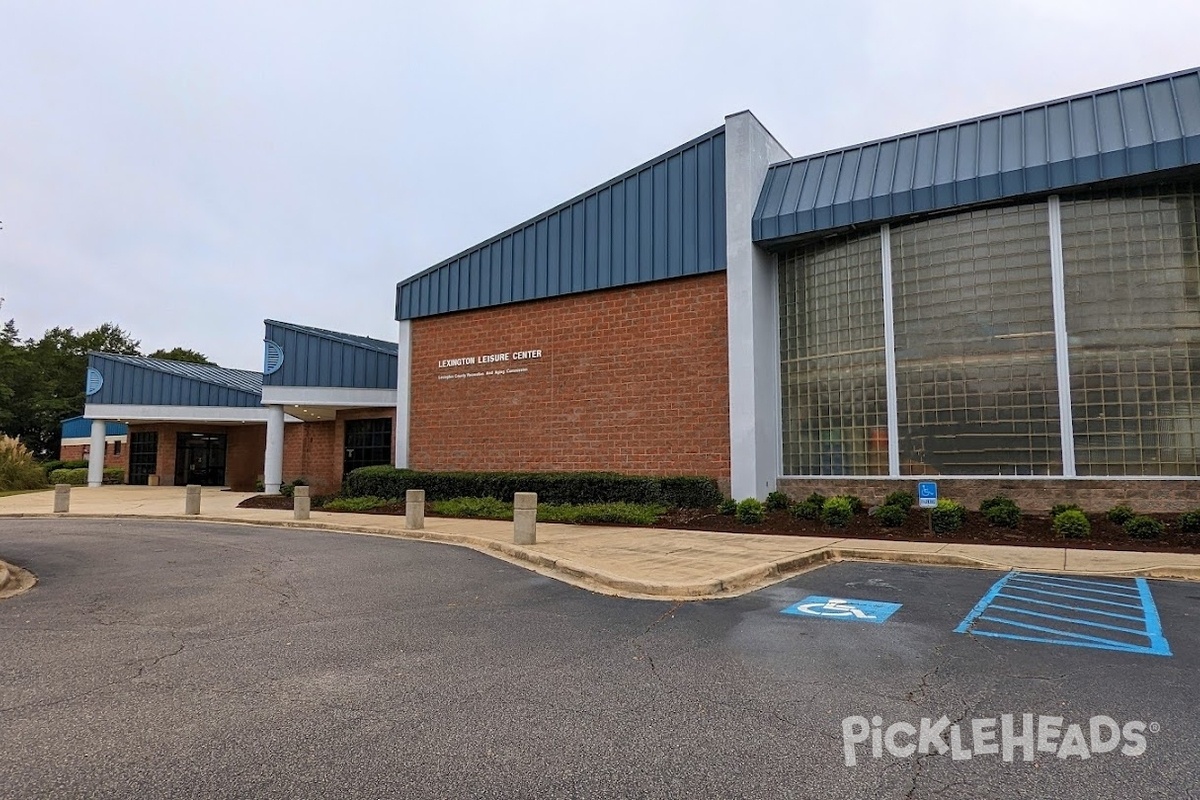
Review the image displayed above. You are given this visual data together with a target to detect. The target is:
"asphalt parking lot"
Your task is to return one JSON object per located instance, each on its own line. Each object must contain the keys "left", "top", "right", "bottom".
{"left": 1, "top": 518, "right": 1197, "bottom": 799}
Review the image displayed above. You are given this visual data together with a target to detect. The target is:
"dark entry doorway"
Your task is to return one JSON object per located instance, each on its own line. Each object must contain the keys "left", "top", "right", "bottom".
{"left": 343, "top": 418, "right": 392, "bottom": 477}
{"left": 174, "top": 432, "right": 228, "bottom": 486}
{"left": 128, "top": 431, "right": 158, "bottom": 485}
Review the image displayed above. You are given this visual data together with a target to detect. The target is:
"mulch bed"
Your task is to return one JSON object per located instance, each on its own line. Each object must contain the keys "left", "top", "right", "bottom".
{"left": 658, "top": 508, "right": 1200, "bottom": 553}
{"left": 236, "top": 495, "right": 1200, "bottom": 554}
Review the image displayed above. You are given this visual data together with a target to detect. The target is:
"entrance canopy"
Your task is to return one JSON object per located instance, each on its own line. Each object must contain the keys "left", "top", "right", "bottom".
{"left": 261, "top": 320, "right": 398, "bottom": 419}
{"left": 82, "top": 352, "right": 296, "bottom": 423}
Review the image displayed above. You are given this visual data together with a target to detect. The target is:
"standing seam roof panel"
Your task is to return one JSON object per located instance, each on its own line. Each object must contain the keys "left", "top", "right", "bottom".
{"left": 754, "top": 68, "right": 1200, "bottom": 242}
{"left": 262, "top": 321, "right": 398, "bottom": 389}
{"left": 396, "top": 127, "right": 727, "bottom": 320}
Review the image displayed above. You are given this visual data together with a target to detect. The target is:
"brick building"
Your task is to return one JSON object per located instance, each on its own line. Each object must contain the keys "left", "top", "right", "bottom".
{"left": 58, "top": 417, "right": 128, "bottom": 471}
{"left": 82, "top": 67, "right": 1200, "bottom": 510}
{"left": 81, "top": 322, "right": 396, "bottom": 495}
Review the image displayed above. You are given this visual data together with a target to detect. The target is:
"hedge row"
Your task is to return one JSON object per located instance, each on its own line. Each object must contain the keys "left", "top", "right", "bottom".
{"left": 343, "top": 467, "right": 722, "bottom": 508}
{"left": 48, "top": 468, "right": 124, "bottom": 485}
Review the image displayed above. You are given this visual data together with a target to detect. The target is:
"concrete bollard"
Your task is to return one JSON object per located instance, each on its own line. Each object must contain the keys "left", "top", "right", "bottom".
{"left": 405, "top": 489, "right": 425, "bottom": 529}
{"left": 513, "top": 492, "right": 537, "bottom": 545}
{"left": 53, "top": 484, "right": 71, "bottom": 513}
{"left": 293, "top": 485, "right": 310, "bottom": 520}
{"left": 184, "top": 484, "right": 201, "bottom": 516}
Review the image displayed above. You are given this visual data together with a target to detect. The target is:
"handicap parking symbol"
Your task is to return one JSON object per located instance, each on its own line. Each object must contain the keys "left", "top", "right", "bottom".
{"left": 781, "top": 596, "right": 902, "bottom": 624}
{"left": 918, "top": 481, "right": 938, "bottom": 509}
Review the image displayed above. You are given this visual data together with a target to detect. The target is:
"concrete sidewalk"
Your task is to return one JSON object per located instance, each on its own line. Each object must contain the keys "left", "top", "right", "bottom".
{"left": 2, "top": 486, "right": 1199, "bottom": 599}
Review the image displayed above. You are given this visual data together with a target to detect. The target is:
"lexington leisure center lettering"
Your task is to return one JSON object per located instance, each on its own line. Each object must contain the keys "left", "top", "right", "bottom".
{"left": 436, "top": 349, "right": 544, "bottom": 381}
{"left": 436, "top": 350, "right": 543, "bottom": 369}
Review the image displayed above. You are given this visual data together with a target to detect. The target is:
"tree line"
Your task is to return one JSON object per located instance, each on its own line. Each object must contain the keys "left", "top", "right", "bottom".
{"left": 0, "top": 301, "right": 213, "bottom": 457}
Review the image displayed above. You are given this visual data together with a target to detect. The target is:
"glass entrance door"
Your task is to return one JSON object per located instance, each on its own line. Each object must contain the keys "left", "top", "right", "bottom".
{"left": 174, "top": 432, "right": 228, "bottom": 486}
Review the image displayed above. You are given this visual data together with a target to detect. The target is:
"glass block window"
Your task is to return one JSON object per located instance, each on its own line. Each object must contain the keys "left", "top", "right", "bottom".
{"left": 1061, "top": 184, "right": 1200, "bottom": 476}
{"left": 778, "top": 232, "right": 887, "bottom": 475}
{"left": 890, "top": 202, "right": 1062, "bottom": 475}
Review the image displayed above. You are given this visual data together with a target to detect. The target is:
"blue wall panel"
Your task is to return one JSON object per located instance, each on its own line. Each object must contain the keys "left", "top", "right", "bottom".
{"left": 396, "top": 127, "right": 727, "bottom": 320}
{"left": 754, "top": 68, "right": 1200, "bottom": 243}
{"left": 86, "top": 353, "right": 261, "bottom": 408}
{"left": 263, "top": 321, "right": 398, "bottom": 389}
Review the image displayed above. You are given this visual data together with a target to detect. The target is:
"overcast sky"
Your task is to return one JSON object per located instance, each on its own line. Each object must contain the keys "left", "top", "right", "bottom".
{"left": 2, "top": 1, "right": 1198, "bottom": 370}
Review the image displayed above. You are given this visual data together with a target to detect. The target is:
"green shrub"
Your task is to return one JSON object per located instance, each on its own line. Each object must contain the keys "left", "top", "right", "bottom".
{"left": 718, "top": 498, "right": 738, "bottom": 516}
{"left": 254, "top": 478, "right": 265, "bottom": 493}
{"left": 790, "top": 500, "right": 822, "bottom": 520}
{"left": 48, "top": 468, "right": 88, "bottom": 486}
{"left": 539, "top": 502, "right": 666, "bottom": 526}
{"left": 843, "top": 495, "right": 864, "bottom": 515}
{"left": 874, "top": 503, "right": 908, "bottom": 527}
{"left": 323, "top": 496, "right": 390, "bottom": 512}
{"left": 821, "top": 496, "right": 854, "bottom": 528}
{"left": 426, "top": 497, "right": 667, "bottom": 526}
{"left": 431, "top": 496, "right": 514, "bottom": 520}
{"left": 657, "top": 476, "right": 723, "bottom": 509}
{"left": 1177, "top": 509, "right": 1200, "bottom": 534}
{"left": 102, "top": 468, "right": 124, "bottom": 485}
{"left": 1050, "top": 503, "right": 1082, "bottom": 518}
{"left": 734, "top": 498, "right": 765, "bottom": 524}
{"left": 278, "top": 478, "right": 310, "bottom": 498}
{"left": 0, "top": 436, "right": 48, "bottom": 491}
{"left": 804, "top": 492, "right": 827, "bottom": 507}
{"left": 765, "top": 490, "right": 791, "bottom": 511}
{"left": 1052, "top": 509, "right": 1090, "bottom": 539}
{"left": 1107, "top": 505, "right": 1136, "bottom": 525}
{"left": 343, "top": 467, "right": 720, "bottom": 508}
{"left": 930, "top": 499, "right": 966, "bottom": 534}
{"left": 883, "top": 491, "right": 915, "bottom": 509}
{"left": 980, "top": 495, "right": 1020, "bottom": 528}
{"left": 41, "top": 459, "right": 88, "bottom": 475}
{"left": 1124, "top": 515, "right": 1164, "bottom": 540}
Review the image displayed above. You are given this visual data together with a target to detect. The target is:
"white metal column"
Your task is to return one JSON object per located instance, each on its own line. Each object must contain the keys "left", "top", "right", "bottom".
{"left": 263, "top": 404, "right": 285, "bottom": 493}
{"left": 395, "top": 320, "right": 412, "bottom": 469}
{"left": 880, "top": 225, "right": 900, "bottom": 477}
{"left": 1048, "top": 196, "right": 1077, "bottom": 477}
{"left": 86, "top": 419, "right": 106, "bottom": 487}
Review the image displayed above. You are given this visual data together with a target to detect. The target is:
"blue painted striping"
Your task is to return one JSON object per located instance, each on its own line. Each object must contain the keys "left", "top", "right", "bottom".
{"left": 976, "top": 615, "right": 1149, "bottom": 649}
{"left": 1008, "top": 576, "right": 1141, "bottom": 599}
{"left": 987, "top": 604, "right": 1147, "bottom": 636}
{"left": 967, "top": 630, "right": 1153, "bottom": 655}
{"left": 994, "top": 593, "right": 1144, "bottom": 622}
{"left": 1010, "top": 574, "right": 1137, "bottom": 591}
{"left": 1003, "top": 585, "right": 1142, "bottom": 609}
{"left": 1135, "top": 578, "right": 1172, "bottom": 656}
{"left": 956, "top": 571, "right": 1171, "bottom": 656}
{"left": 953, "top": 571, "right": 1016, "bottom": 634}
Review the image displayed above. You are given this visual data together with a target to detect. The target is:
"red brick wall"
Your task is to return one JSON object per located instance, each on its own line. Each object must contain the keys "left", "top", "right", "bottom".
{"left": 409, "top": 273, "right": 730, "bottom": 478}
{"left": 59, "top": 442, "right": 129, "bottom": 472}
{"left": 126, "top": 422, "right": 265, "bottom": 491}
{"left": 282, "top": 408, "right": 396, "bottom": 495}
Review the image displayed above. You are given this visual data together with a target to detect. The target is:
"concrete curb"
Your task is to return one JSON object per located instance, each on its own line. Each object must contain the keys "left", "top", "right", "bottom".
{"left": 5, "top": 512, "right": 1200, "bottom": 601}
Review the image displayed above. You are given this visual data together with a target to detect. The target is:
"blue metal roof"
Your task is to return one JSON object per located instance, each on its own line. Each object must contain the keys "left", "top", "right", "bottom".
{"left": 85, "top": 353, "right": 263, "bottom": 407}
{"left": 263, "top": 320, "right": 398, "bottom": 389}
{"left": 396, "top": 126, "right": 727, "bottom": 320}
{"left": 753, "top": 67, "right": 1200, "bottom": 243}
{"left": 60, "top": 417, "right": 128, "bottom": 439}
